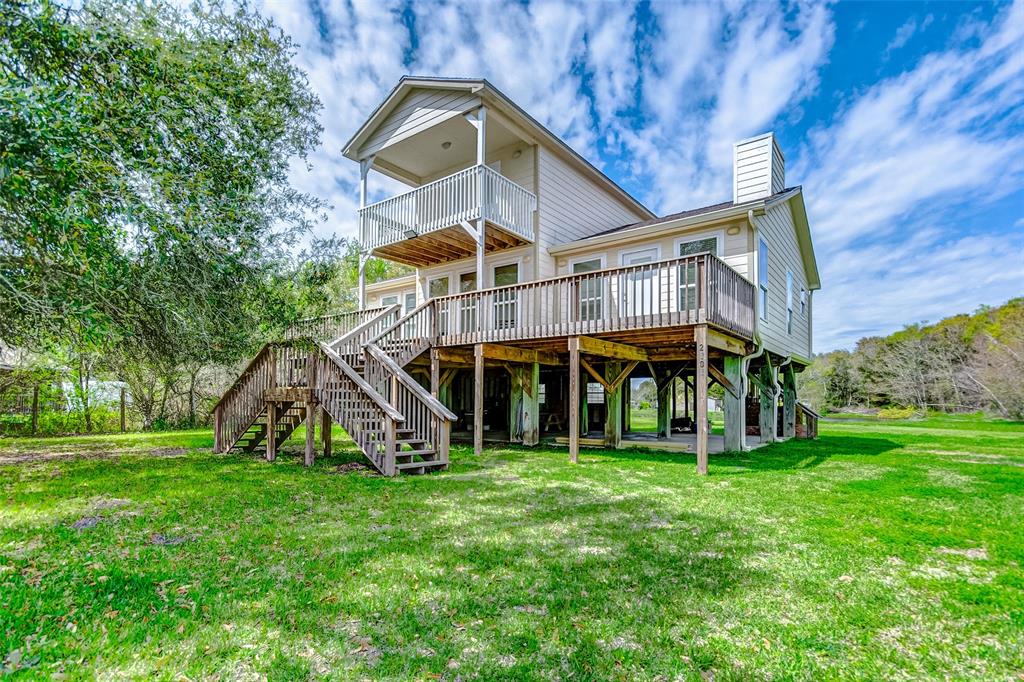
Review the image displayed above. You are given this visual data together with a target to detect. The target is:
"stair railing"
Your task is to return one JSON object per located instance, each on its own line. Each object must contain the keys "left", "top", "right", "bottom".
{"left": 363, "top": 344, "right": 456, "bottom": 466}
{"left": 313, "top": 343, "right": 406, "bottom": 475}
{"left": 366, "top": 300, "right": 436, "bottom": 367}
{"left": 212, "top": 343, "right": 289, "bottom": 453}
{"left": 329, "top": 303, "right": 402, "bottom": 364}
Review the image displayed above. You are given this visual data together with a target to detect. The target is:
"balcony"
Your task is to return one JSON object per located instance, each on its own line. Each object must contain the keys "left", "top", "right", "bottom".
{"left": 359, "top": 164, "right": 536, "bottom": 267}
{"left": 366, "top": 253, "right": 756, "bottom": 359}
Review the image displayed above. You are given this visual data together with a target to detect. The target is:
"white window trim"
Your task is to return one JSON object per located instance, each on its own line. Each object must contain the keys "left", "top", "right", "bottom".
{"left": 489, "top": 254, "right": 525, "bottom": 288}
{"left": 457, "top": 268, "right": 479, "bottom": 293}
{"left": 427, "top": 276, "right": 451, "bottom": 298}
{"left": 380, "top": 294, "right": 399, "bottom": 306}
{"left": 673, "top": 229, "right": 726, "bottom": 258}
{"left": 568, "top": 253, "right": 607, "bottom": 273}
{"left": 619, "top": 245, "right": 662, "bottom": 266}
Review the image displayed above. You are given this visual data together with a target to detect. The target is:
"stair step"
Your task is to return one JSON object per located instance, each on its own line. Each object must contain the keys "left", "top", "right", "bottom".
{"left": 395, "top": 460, "right": 447, "bottom": 472}
{"left": 397, "top": 448, "right": 435, "bottom": 457}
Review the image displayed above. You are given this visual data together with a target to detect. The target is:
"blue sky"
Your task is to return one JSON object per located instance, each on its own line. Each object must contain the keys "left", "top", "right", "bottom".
{"left": 260, "top": 0, "right": 1023, "bottom": 351}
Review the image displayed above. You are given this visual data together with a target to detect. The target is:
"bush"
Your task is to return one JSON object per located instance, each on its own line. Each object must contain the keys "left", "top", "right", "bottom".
{"left": 877, "top": 406, "right": 919, "bottom": 420}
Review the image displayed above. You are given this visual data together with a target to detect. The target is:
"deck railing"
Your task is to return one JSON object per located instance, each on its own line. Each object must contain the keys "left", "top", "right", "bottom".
{"left": 359, "top": 164, "right": 536, "bottom": 252}
{"left": 286, "top": 307, "right": 388, "bottom": 343}
{"left": 431, "top": 253, "right": 755, "bottom": 344}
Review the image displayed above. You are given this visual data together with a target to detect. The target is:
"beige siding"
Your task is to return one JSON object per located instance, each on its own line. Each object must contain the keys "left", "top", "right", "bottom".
{"left": 553, "top": 219, "right": 752, "bottom": 281}
{"left": 771, "top": 142, "right": 786, "bottom": 194}
{"left": 366, "top": 280, "right": 417, "bottom": 309}
{"left": 361, "top": 88, "right": 480, "bottom": 158}
{"left": 755, "top": 201, "right": 812, "bottom": 359}
{"left": 537, "top": 147, "right": 646, "bottom": 269}
{"left": 413, "top": 244, "right": 536, "bottom": 301}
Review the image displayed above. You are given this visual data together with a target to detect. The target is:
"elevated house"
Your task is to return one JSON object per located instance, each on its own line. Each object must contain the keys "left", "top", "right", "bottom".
{"left": 214, "top": 76, "right": 820, "bottom": 476}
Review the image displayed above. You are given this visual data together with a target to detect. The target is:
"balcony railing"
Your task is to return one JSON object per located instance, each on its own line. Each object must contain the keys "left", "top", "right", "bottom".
{"left": 359, "top": 164, "right": 536, "bottom": 252}
{"left": 363, "top": 254, "right": 755, "bottom": 353}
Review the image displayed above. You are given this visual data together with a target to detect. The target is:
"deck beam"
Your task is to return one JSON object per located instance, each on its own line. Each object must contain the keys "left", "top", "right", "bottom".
{"left": 723, "top": 354, "right": 743, "bottom": 452}
{"left": 568, "top": 337, "right": 581, "bottom": 464}
{"left": 474, "top": 344, "right": 485, "bottom": 456}
{"left": 576, "top": 335, "right": 648, "bottom": 361}
{"left": 478, "top": 343, "right": 560, "bottom": 366}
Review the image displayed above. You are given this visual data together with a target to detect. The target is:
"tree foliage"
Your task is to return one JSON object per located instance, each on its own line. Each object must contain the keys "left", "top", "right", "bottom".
{"left": 801, "top": 299, "right": 1024, "bottom": 418}
{"left": 0, "top": 0, "right": 324, "bottom": 363}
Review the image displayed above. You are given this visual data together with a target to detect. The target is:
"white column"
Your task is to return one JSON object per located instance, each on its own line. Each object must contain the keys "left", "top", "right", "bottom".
{"left": 475, "top": 107, "right": 487, "bottom": 292}
{"left": 358, "top": 157, "right": 373, "bottom": 310}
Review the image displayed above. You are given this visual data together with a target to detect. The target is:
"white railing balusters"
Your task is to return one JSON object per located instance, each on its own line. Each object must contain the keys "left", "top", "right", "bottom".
{"left": 359, "top": 164, "right": 536, "bottom": 253}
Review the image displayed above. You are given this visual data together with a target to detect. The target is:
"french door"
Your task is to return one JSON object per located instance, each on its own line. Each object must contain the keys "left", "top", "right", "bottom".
{"left": 620, "top": 248, "right": 660, "bottom": 318}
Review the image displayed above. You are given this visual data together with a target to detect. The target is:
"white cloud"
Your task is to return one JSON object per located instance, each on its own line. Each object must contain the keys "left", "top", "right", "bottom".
{"left": 252, "top": 0, "right": 1022, "bottom": 351}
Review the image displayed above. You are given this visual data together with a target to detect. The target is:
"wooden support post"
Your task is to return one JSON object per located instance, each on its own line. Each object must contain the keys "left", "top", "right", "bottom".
{"left": 321, "top": 407, "right": 332, "bottom": 458}
{"left": 430, "top": 348, "right": 440, "bottom": 399}
{"left": 783, "top": 364, "right": 797, "bottom": 439}
{"left": 604, "top": 361, "right": 622, "bottom": 448}
{"left": 508, "top": 364, "right": 525, "bottom": 443}
{"left": 266, "top": 401, "right": 277, "bottom": 462}
{"left": 119, "top": 387, "right": 126, "bottom": 433}
{"left": 723, "top": 355, "right": 743, "bottom": 452}
{"left": 656, "top": 369, "right": 671, "bottom": 439}
{"left": 695, "top": 326, "right": 709, "bottom": 475}
{"left": 304, "top": 404, "right": 316, "bottom": 467}
{"left": 474, "top": 344, "right": 484, "bottom": 456}
{"left": 622, "top": 377, "right": 631, "bottom": 434}
{"left": 568, "top": 337, "right": 580, "bottom": 464}
{"left": 523, "top": 362, "right": 540, "bottom": 446}
{"left": 759, "top": 361, "right": 776, "bottom": 443}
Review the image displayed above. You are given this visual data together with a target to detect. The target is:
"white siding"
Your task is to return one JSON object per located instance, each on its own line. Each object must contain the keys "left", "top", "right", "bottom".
{"left": 536, "top": 146, "right": 647, "bottom": 278}
{"left": 361, "top": 88, "right": 480, "bottom": 157}
{"left": 734, "top": 133, "right": 784, "bottom": 203}
{"left": 754, "top": 201, "right": 811, "bottom": 359}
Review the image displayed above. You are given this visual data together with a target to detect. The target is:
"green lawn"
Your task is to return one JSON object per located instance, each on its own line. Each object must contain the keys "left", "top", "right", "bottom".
{"left": 1, "top": 415, "right": 1022, "bottom": 680}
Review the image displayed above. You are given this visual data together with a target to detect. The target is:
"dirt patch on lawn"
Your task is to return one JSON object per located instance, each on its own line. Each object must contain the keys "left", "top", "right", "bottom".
{"left": 0, "top": 444, "right": 191, "bottom": 466}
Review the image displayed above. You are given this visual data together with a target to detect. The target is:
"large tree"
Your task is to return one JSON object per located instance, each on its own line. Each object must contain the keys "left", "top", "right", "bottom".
{"left": 0, "top": 0, "right": 324, "bottom": 362}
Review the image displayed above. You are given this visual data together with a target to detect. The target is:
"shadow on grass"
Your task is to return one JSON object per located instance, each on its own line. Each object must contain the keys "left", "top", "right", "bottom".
{"left": 3, "top": 443, "right": 769, "bottom": 679}
{"left": 586, "top": 433, "right": 903, "bottom": 475}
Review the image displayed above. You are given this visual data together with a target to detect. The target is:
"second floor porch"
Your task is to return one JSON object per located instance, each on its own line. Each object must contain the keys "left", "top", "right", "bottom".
{"left": 360, "top": 163, "right": 536, "bottom": 267}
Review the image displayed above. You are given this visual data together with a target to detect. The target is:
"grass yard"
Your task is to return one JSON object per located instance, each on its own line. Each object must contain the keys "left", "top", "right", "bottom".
{"left": 1, "top": 415, "right": 1022, "bottom": 680}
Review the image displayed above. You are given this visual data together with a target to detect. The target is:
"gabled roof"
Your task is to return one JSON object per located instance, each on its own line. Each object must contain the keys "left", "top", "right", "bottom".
{"left": 343, "top": 76, "right": 655, "bottom": 220}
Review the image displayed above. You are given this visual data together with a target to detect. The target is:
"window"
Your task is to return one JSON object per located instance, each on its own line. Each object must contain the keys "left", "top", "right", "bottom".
{"left": 404, "top": 292, "right": 416, "bottom": 314}
{"left": 758, "top": 239, "right": 769, "bottom": 321}
{"left": 538, "top": 383, "right": 547, "bottom": 406}
{"left": 587, "top": 382, "right": 604, "bottom": 405}
{"left": 428, "top": 277, "right": 449, "bottom": 299}
{"left": 786, "top": 270, "right": 794, "bottom": 334}
{"left": 678, "top": 237, "right": 718, "bottom": 311}
{"left": 800, "top": 288, "right": 806, "bottom": 316}
{"left": 458, "top": 271, "right": 478, "bottom": 331}
{"left": 381, "top": 295, "right": 399, "bottom": 306}
{"left": 572, "top": 257, "right": 604, "bottom": 321}
{"left": 621, "top": 247, "right": 660, "bottom": 317}
{"left": 493, "top": 263, "right": 519, "bottom": 329}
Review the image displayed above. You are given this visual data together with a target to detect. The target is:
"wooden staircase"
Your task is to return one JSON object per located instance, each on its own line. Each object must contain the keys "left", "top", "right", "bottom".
{"left": 229, "top": 402, "right": 306, "bottom": 454}
{"left": 213, "top": 305, "right": 456, "bottom": 476}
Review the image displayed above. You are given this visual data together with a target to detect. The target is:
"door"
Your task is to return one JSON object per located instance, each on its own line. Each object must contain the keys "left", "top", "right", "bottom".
{"left": 620, "top": 248, "right": 660, "bottom": 318}
{"left": 492, "top": 263, "right": 519, "bottom": 330}
{"left": 572, "top": 257, "right": 604, "bottom": 322}
{"left": 458, "top": 271, "right": 477, "bottom": 332}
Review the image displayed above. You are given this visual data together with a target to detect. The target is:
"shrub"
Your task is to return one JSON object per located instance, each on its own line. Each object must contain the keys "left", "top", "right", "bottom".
{"left": 877, "top": 406, "right": 919, "bottom": 420}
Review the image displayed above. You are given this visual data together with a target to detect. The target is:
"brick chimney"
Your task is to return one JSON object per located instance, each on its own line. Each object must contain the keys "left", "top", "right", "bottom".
{"left": 733, "top": 132, "right": 785, "bottom": 204}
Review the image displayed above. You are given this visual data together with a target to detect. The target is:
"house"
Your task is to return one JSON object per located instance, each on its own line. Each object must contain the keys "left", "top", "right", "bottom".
{"left": 213, "top": 76, "right": 820, "bottom": 476}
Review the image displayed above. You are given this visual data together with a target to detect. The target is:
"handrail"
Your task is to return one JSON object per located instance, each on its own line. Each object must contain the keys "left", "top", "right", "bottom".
{"left": 330, "top": 303, "right": 401, "bottom": 350}
{"left": 367, "top": 299, "right": 435, "bottom": 346}
{"left": 318, "top": 343, "right": 405, "bottom": 422}
{"left": 361, "top": 165, "right": 478, "bottom": 211}
{"left": 364, "top": 344, "right": 457, "bottom": 421}
{"left": 286, "top": 307, "right": 388, "bottom": 342}
{"left": 211, "top": 343, "right": 275, "bottom": 412}
{"left": 433, "top": 251, "right": 719, "bottom": 302}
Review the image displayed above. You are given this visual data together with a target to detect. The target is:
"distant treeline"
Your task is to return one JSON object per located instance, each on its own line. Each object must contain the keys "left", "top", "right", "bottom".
{"left": 800, "top": 299, "right": 1023, "bottom": 419}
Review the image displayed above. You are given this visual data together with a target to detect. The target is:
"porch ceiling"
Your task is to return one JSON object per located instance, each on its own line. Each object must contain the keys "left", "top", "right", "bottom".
{"left": 371, "top": 221, "right": 531, "bottom": 267}
{"left": 375, "top": 115, "right": 522, "bottom": 182}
